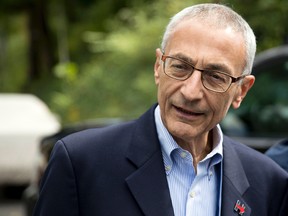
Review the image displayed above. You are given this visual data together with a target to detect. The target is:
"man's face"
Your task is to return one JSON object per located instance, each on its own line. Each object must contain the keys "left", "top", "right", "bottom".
{"left": 154, "top": 20, "right": 255, "bottom": 144}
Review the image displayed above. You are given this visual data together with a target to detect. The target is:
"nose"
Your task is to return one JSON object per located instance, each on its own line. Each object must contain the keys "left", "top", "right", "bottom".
{"left": 180, "top": 70, "right": 204, "bottom": 100}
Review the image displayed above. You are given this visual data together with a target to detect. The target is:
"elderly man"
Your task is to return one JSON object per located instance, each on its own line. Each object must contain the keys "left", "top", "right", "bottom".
{"left": 33, "top": 3, "right": 288, "bottom": 216}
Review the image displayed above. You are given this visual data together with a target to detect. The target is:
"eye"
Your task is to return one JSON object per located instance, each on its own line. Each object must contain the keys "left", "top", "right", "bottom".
{"left": 164, "top": 57, "right": 193, "bottom": 79}
{"left": 169, "top": 59, "right": 191, "bottom": 71}
{"left": 171, "top": 62, "right": 190, "bottom": 70}
{"left": 205, "top": 71, "right": 227, "bottom": 83}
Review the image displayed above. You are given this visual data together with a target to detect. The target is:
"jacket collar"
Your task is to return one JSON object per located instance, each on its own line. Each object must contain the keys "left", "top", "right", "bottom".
{"left": 221, "top": 136, "right": 251, "bottom": 216}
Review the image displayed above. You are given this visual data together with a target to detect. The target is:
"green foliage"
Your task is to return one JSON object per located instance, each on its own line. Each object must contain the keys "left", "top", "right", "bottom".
{"left": 51, "top": 0, "right": 207, "bottom": 123}
{"left": 224, "top": 0, "right": 288, "bottom": 51}
{"left": 1, "top": 0, "right": 288, "bottom": 124}
{"left": 0, "top": 13, "right": 28, "bottom": 92}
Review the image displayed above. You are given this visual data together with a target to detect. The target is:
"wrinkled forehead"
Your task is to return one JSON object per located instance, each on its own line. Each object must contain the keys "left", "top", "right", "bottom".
{"left": 165, "top": 19, "right": 246, "bottom": 76}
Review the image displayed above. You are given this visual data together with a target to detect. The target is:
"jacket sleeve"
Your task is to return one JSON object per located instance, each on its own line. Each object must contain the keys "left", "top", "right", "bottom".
{"left": 33, "top": 140, "right": 79, "bottom": 216}
{"left": 279, "top": 180, "right": 288, "bottom": 216}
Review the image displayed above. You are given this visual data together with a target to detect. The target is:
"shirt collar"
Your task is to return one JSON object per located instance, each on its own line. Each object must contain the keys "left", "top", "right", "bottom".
{"left": 154, "top": 105, "right": 223, "bottom": 172}
{"left": 154, "top": 106, "right": 178, "bottom": 170}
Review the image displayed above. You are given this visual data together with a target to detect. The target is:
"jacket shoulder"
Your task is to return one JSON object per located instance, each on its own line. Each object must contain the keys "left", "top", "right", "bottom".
{"left": 224, "top": 135, "right": 288, "bottom": 178}
{"left": 59, "top": 120, "right": 136, "bottom": 153}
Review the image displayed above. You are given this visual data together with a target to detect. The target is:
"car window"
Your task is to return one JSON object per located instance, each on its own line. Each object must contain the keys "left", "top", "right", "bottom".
{"left": 222, "top": 52, "right": 288, "bottom": 137}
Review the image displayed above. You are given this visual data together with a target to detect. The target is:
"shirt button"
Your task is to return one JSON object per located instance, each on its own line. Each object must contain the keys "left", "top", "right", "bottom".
{"left": 189, "top": 191, "right": 196, "bottom": 198}
{"left": 165, "top": 165, "right": 171, "bottom": 171}
{"left": 208, "top": 170, "right": 213, "bottom": 180}
{"left": 180, "top": 152, "right": 187, "bottom": 158}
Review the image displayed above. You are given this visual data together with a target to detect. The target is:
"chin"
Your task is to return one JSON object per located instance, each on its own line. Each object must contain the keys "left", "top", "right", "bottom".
{"left": 168, "top": 121, "right": 200, "bottom": 141}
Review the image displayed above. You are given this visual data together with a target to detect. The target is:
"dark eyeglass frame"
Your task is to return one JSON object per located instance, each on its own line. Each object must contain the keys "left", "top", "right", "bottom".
{"left": 161, "top": 54, "right": 246, "bottom": 93}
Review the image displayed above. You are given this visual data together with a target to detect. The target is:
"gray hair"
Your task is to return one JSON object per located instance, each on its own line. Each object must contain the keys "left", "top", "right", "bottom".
{"left": 161, "top": 3, "right": 256, "bottom": 75}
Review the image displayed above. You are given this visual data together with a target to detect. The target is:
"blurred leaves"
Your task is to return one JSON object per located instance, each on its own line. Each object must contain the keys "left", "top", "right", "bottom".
{"left": 0, "top": 0, "right": 288, "bottom": 124}
{"left": 54, "top": 62, "right": 78, "bottom": 82}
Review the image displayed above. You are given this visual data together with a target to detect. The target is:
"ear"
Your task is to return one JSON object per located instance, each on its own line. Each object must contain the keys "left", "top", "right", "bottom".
{"left": 154, "top": 48, "right": 163, "bottom": 85}
{"left": 232, "top": 75, "right": 255, "bottom": 109}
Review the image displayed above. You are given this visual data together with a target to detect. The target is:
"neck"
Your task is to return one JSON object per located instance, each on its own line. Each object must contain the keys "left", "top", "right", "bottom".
{"left": 175, "top": 131, "right": 213, "bottom": 171}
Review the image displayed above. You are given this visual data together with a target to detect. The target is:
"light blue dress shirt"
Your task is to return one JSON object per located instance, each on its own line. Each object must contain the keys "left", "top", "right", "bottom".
{"left": 154, "top": 105, "right": 223, "bottom": 216}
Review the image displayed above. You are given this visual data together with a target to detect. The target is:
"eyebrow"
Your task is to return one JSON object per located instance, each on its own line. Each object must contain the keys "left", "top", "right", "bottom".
{"left": 204, "top": 63, "right": 232, "bottom": 75}
{"left": 169, "top": 53, "right": 195, "bottom": 64}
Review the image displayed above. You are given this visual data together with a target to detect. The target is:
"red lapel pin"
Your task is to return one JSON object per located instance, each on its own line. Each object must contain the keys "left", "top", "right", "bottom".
{"left": 234, "top": 200, "right": 245, "bottom": 215}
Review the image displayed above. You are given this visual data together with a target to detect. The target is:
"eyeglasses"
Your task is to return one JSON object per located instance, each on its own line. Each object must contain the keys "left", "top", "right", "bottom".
{"left": 161, "top": 55, "right": 246, "bottom": 93}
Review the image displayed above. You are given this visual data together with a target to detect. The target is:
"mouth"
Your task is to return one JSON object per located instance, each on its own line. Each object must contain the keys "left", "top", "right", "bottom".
{"left": 173, "top": 105, "right": 204, "bottom": 116}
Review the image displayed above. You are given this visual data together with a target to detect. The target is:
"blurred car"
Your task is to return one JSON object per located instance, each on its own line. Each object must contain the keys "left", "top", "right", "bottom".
{"left": 0, "top": 93, "right": 60, "bottom": 187}
{"left": 221, "top": 45, "right": 288, "bottom": 152}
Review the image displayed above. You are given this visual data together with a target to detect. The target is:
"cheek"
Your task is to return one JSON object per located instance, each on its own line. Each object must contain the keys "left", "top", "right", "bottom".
{"left": 157, "top": 79, "right": 169, "bottom": 111}
{"left": 209, "top": 95, "right": 232, "bottom": 119}
{"left": 157, "top": 77, "right": 179, "bottom": 101}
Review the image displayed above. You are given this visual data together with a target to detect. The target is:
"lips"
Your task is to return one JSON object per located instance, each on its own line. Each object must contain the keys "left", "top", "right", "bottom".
{"left": 174, "top": 105, "right": 203, "bottom": 116}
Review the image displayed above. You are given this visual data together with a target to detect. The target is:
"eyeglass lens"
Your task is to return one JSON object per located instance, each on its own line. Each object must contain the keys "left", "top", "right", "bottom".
{"left": 164, "top": 57, "right": 232, "bottom": 92}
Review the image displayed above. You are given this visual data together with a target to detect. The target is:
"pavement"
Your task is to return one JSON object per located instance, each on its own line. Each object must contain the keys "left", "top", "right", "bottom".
{"left": 0, "top": 186, "right": 27, "bottom": 216}
{"left": 0, "top": 200, "right": 25, "bottom": 216}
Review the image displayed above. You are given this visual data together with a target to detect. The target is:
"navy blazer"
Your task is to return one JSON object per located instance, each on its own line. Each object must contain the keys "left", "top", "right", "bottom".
{"left": 33, "top": 106, "right": 288, "bottom": 216}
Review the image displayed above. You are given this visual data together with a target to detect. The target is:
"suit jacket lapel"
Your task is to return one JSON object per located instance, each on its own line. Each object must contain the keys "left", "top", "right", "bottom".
{"left": 125, "top": 107, "right": 254, "bottom": 216}
{"left": 222, "top": 137, "right": 251, "bottom": 216}
{"left": 125, "top": 106, "right": 174, "bottom": 216}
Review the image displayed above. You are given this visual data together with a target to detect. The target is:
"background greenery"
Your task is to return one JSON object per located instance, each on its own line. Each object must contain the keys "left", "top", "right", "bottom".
{"left": 0, "top": 0, "right": 287, "bottom": 125}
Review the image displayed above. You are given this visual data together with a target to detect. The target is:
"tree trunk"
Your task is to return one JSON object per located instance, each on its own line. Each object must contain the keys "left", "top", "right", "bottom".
{"left": 26, "top": 0, "right": 55, "bottom": 83}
